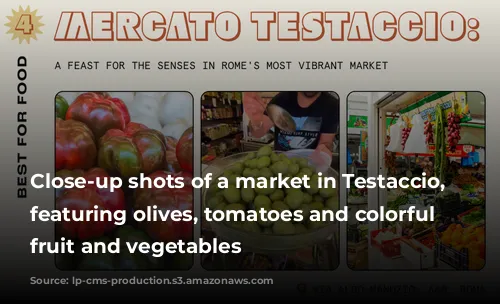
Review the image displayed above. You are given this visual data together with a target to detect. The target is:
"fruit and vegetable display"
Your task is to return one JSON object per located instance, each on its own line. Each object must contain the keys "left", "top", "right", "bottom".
{"left": 375, "top": 93, "right": 485, "bottom": 270}
{"left": 204, "top": 146, "right": 339, "bottom": 238}
{"left": 54, "top": 92, "right": 194, "bottom": 270}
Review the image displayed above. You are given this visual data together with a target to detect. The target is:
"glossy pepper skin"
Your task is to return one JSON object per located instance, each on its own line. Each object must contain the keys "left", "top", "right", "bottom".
{"left": 65, "top": 92, "right": 130, "bottom": 139}
{"left": 176, "top": 127, "right": 193, "bottom": 173}
{"left": 98, "top": 122, "right": 168, "bottom": 178}
{"left": 77, "top": 226, "right": 163, "bottom": 270}
{"left": 134, "top": 171, "right": 194, "bottom": 242}
{"left": 56, "top": 168, "right": 126, "bottom": 240}
{"left": 56, "top": 118, "right": 97, "bottom": 170}
{"left": 55, "top": 95, "right": 69, "bottom": 119}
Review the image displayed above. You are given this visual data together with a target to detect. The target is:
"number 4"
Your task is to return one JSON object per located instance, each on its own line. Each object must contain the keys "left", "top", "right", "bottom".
{"left": 15, "top": 14, "right": 33, "bottom": 34}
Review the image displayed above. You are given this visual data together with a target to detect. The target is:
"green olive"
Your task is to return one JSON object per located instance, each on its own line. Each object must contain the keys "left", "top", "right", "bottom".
{"left": 288, "top": 163, "right": 300, "bottom": 175}
{"left": 241, "top": 188, "right": 255, "bottom": 204}
{"left": 214, "top": 202, "right": 226, "bottom": 211}
{"left": 298, "top": 204, "right": 311, "bottom": 220}
{"left": 303, "top": 193, "right": 313, "bottom": 204}
{"left": 299, "top": 168, "right": 313, "bottom": 177}
{"left": 308, "top": 220, "right": 327, "bottom": 230}
{"left": 223, "top": 187, "right": 241, "bottom": 204}
{"left": 306, "top": 179, "right": 319, "bottom": 195}
{"left": 257, "top": 207, "right": 273, "bottom": 227}
{"left": 313, "top": 194, "right": 323, "bottom": 203}
{"left": 270, "top": 153, "right": 280, "bottom": 163}
{"left": 225, "top": 203, "right": 246, "bottom": 212}
{"left": 325, "top": 197, "right": 339, "bottom": 211}
{"left": 228, "top": 162, "right": 244, "bottom": 175}
{"left": 257, "top": 145, "right": 273, "bottom": 157}
{"left": 255, "top": 186, "right": 275, "bottom": 196}
{"left": 257, "top": 156, "right": 271, "bottom": 169}
{"left": 254, "top": 195, "right": 272, "bottom": 210}
{"left": 271, "top": 161, "right": 288, "bottom": 175}
{"left": 272, "top": 200, "right": 289, "bottom": 212}
{"left": 207, "top": 197, "right": 221, "bottom": 209}
{"left": 285, "top": 189, "right": 304, "bottom": 209}
{"left": 269, "top": 189, "right": 285, "bottom": 201}
{"left": 242, "top": 168, "right": 253, "bottom": 177}
{"left": 296, "top": 157, "right": 309, "bottom": 168}
{"left": 319, "top": 187, "right": 336, "bottom": 198}
{"left": 242, "top": 221, "right": 261, "bottom": 233}
{"left": 244, "top": 152, "right": 256, "bottom": 160}
{"left": 259, "top": 167, "right": 273, "bottom": 179}
{"left": 309, "top": 201, "right": 324, "bottom": 211}
{"left": 248, "top": 159, "right": 258, "bottom": 169}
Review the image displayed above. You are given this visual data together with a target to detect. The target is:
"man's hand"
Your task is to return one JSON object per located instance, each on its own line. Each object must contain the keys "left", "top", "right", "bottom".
{"left": 311, "top": 134, "right": 335, "bottom": 169}
{"left": 243, "top": 92, "right": 274, "bottom": 137}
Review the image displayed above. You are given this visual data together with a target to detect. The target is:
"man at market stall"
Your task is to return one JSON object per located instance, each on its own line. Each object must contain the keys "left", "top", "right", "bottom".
{"left": 243, "top": 92, "right": 338, "bottom": 158}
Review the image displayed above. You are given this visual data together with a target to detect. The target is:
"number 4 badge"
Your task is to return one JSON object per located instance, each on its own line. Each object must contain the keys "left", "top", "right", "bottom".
{"left": 5, "top": 6, "right": 44, "bottom": 44}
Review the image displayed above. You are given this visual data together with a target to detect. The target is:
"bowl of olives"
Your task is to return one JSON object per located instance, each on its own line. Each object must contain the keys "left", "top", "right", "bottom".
{"left": 202, "top": 146, "right": 339, "bottom": 253}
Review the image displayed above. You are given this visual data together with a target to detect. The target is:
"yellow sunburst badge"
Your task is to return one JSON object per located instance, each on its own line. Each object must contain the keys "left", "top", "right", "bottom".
{"left": 5, "top": 6, "right": 44, "bottom": 44}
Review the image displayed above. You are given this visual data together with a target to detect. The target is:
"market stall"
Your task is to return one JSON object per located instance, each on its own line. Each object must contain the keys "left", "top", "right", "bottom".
{"left": 366, "top": 91, "right": 485, "bottom": 270}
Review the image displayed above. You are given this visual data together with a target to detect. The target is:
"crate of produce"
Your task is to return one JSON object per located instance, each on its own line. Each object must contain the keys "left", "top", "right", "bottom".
{"left": 400, "top": 237, "right": 436, "bottom": 269}
{"left": 458, "top": 207, "right": 484, "bottom": 227}
{"left": 370, "top": 229, "right": 401, "bottom": 258}
{"left": 435, "top": 223, "right": 469, "bottom": 270}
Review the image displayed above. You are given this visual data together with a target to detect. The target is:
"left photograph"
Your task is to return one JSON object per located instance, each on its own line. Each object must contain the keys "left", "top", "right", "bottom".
{"left": 54, "top": 92, "right": 194, "bottom": 270}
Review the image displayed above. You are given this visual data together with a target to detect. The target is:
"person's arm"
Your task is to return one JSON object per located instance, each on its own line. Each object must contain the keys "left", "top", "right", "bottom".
{"left": 316, "top": 93, "right": 339, "bottom": 158}
{"left": 316, "top": 133, "right": 335, "bottom": 157}
{"left": 243, "top": 92, "right": 274, "bottom": 138}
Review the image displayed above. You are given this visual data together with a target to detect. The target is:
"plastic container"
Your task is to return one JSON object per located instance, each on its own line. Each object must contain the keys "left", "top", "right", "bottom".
{"left": 370, "top": 229, "right": 401, "bottom": 258}
{"left": 283, "top": 149, "right": 332, "bottom": 173}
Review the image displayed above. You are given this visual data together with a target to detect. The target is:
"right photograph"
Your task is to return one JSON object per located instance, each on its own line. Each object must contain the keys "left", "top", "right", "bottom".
{"left": 347, "top": 92, "right": 485, "bottom": 270}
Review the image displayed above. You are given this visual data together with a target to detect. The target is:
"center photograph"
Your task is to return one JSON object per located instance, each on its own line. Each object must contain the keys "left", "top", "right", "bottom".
{"left": 201, "top": 91, "right": 340, "bottom": 271}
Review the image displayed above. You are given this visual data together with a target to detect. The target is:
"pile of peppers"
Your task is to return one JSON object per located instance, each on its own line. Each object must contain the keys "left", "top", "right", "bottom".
{"left": 54, "top": 92, "right": 194, "bottom": 270}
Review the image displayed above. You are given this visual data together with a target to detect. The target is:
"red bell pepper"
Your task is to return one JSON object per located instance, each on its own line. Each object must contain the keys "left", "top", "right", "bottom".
{"left": 98, "top": 122, "right": 168, "bottom": 177}
{"left": 65, "top": 92, "right": 130, "bottom": 139}
{"left": 176, "top": 127, "right": 193, "bottom": 173}
{"left": 134, "top": 171, "right": 193, "bottom": 242}
{"left": 56, "top": 118, "right": 97, "bottom": 170}
{"left": 56, "top": 168, "right": 126, "bottom": 240}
